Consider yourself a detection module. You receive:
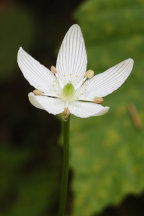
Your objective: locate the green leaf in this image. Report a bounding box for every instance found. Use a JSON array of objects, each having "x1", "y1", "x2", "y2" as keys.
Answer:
[{"x1": 71, "y1": 1, "x2": 144, "y2": 215}]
